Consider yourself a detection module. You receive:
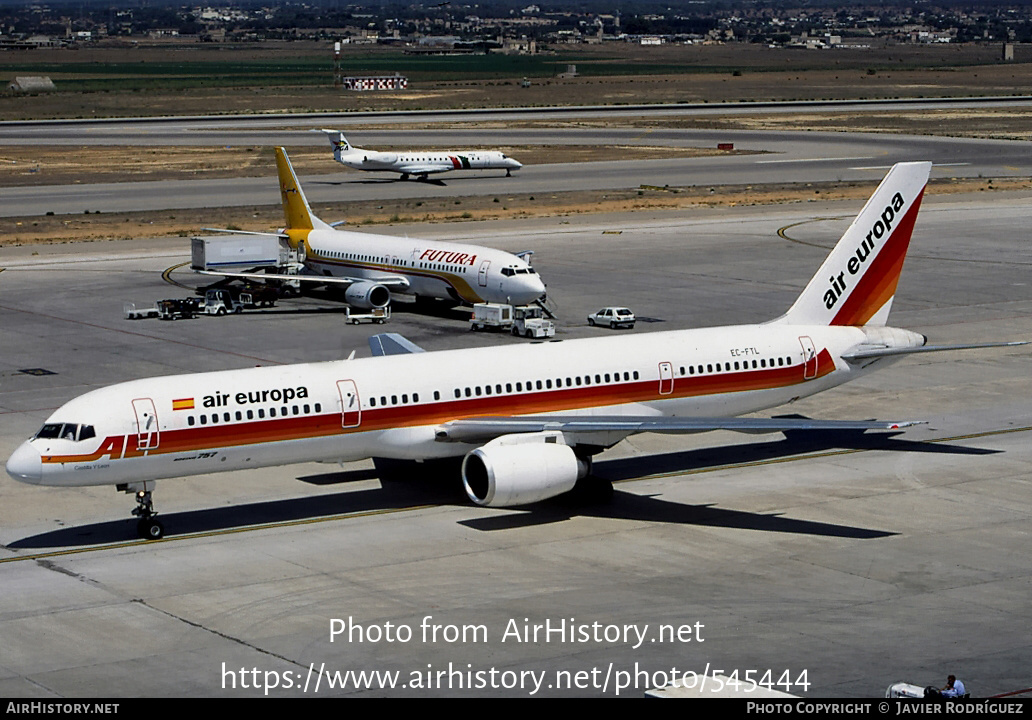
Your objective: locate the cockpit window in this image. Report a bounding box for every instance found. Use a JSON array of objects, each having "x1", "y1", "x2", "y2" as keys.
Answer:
[
  {"x1": 35, "y1": 423, "x2": 63, "y2": 439},
  {"x1": 34, "y1": 423, "x2": 95, "y2": 442},
  {"x1": 501, "y1": 267, "x2": 515, "y2": 277}
]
